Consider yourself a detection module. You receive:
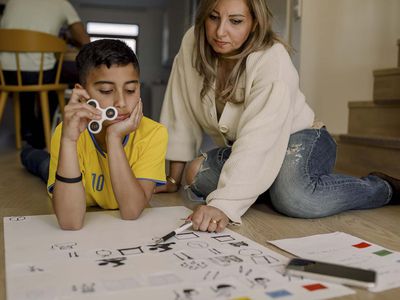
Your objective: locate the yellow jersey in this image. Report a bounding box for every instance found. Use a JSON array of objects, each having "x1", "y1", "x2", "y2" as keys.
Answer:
[{"x1": 47, "y1": 117, "x2": 168, "y2": 209}]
